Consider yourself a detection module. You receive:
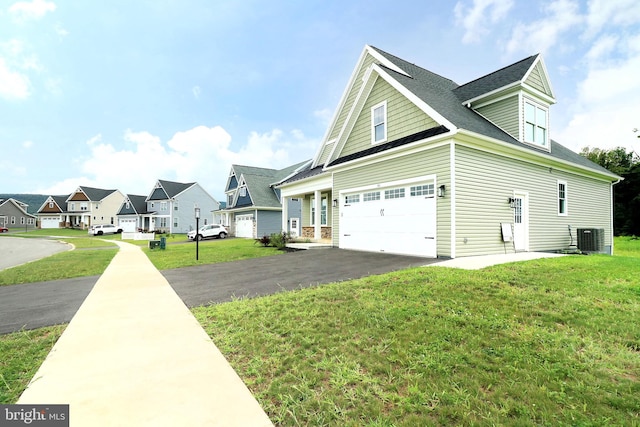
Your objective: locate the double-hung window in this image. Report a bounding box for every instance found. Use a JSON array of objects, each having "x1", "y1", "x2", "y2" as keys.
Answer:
[
  {"x1": 558, "y1": 181, "x2": 567, "y2": 215},
  {"x1": 524, "y1": 100, "x2": 548, "y2": 147},
  {"x1": 311, "y1": 197, "x2": 327, "y2": 226},
  {"x1": 371, "y1": 101, "x2": 387, "y2": 144}
]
